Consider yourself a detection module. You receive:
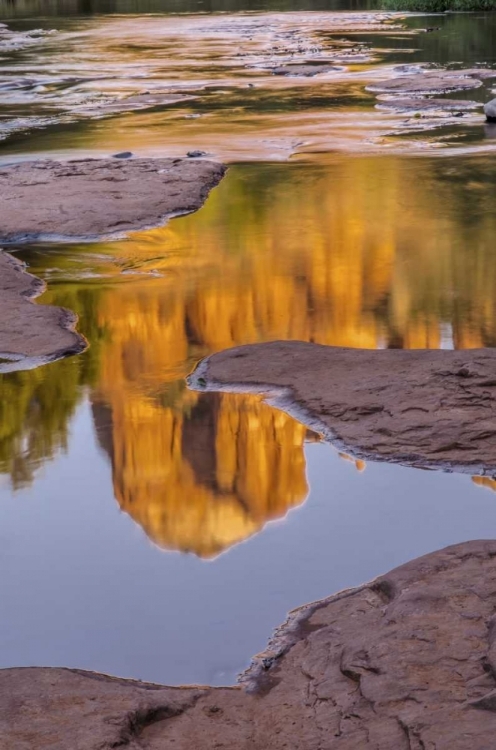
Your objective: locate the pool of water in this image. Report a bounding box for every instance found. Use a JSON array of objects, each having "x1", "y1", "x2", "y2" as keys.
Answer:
[{"x1": 2, "y1": 2, "x2": 496, "y2": 686}]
